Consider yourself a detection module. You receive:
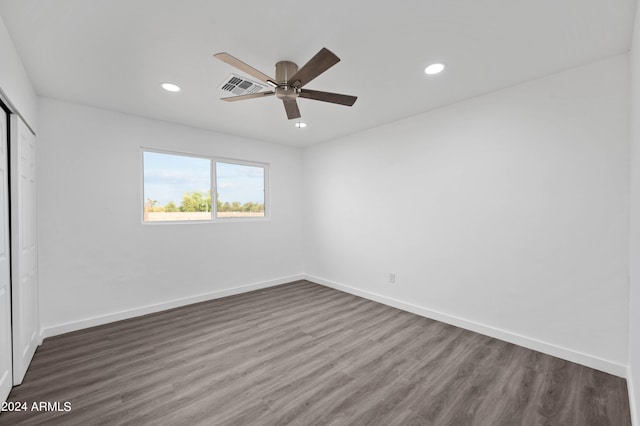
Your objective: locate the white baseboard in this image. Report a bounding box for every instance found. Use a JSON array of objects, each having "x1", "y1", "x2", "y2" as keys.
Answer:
[
  {"x1": 305, "y1": 274, "x2": 628, "y2": 378},
  {"x1": 629, "y1": 366, "x2": 639, "y2": 426},
  {"x1": 40, "y1": 274, "x2": 305, "y2": 339}
]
